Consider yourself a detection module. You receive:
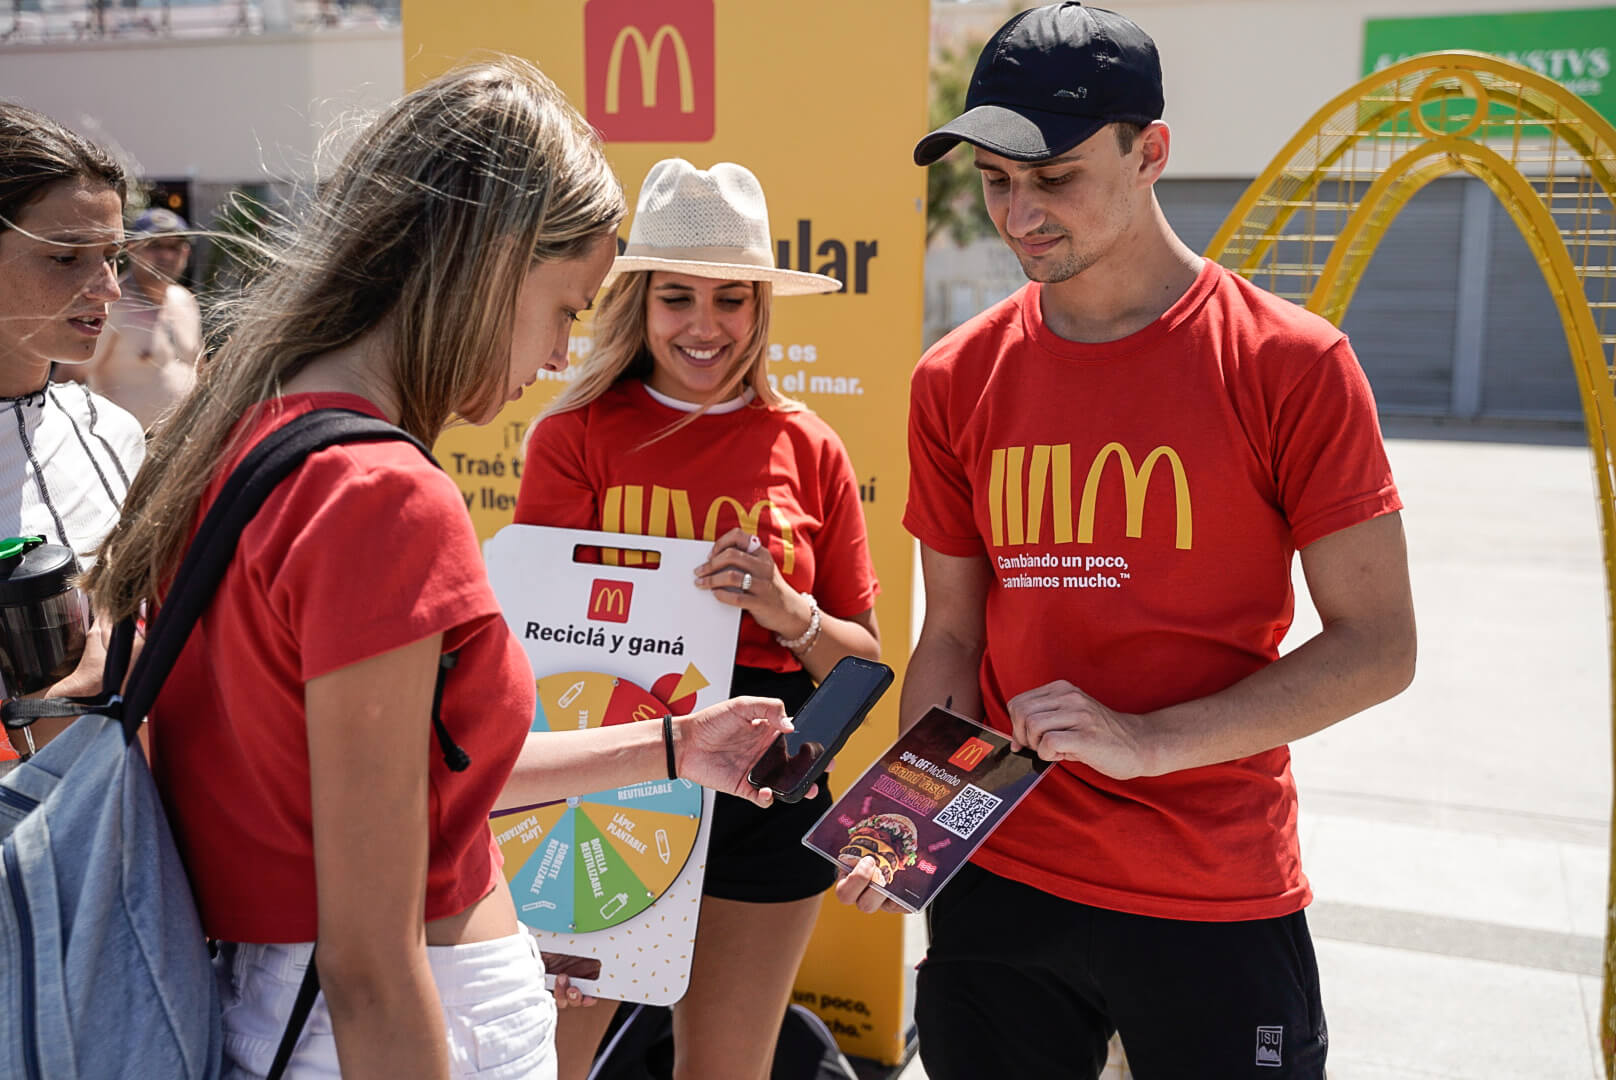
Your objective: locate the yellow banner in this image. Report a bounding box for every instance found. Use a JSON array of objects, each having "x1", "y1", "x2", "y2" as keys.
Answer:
[{"x1": 404, "y1": 0, "x2": 927, "y2": 1063}]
